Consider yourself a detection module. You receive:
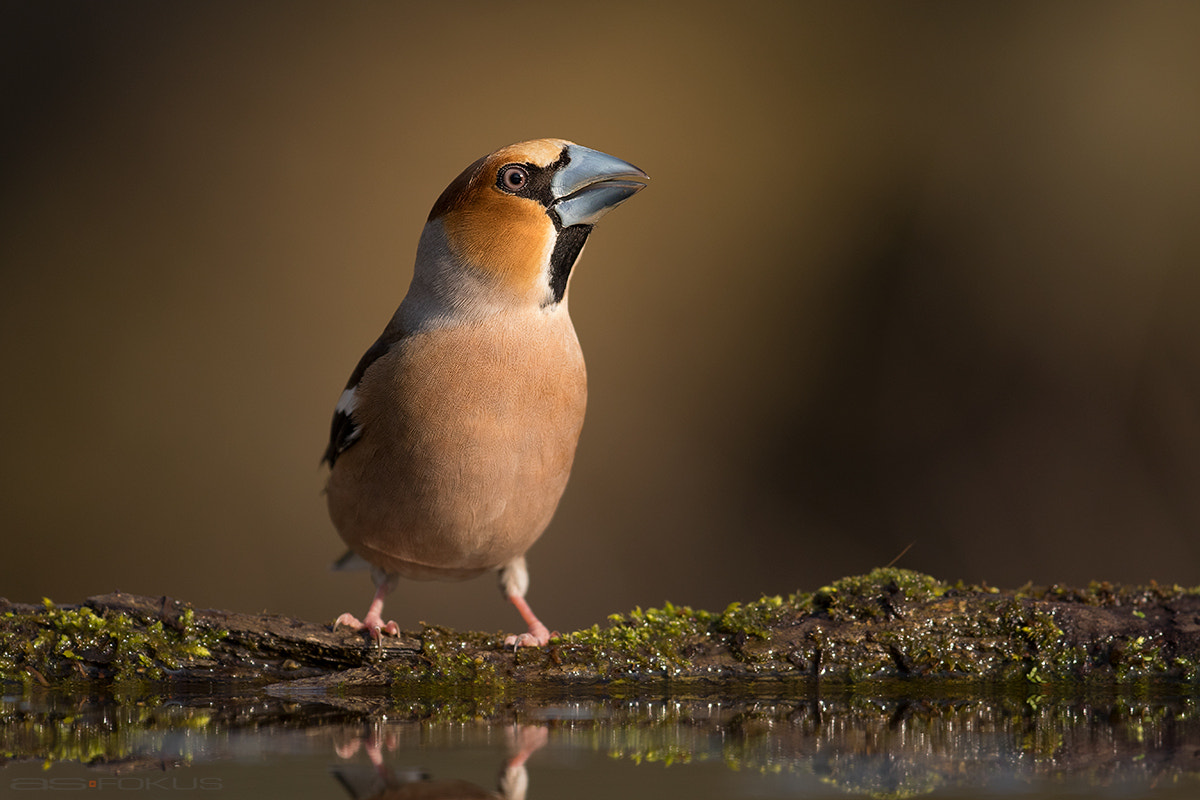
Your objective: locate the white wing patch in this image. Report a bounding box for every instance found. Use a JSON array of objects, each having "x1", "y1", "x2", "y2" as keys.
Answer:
[
  {"x1": 336, "y1": 387, "x2": 358, "y2": 416},
  {"x1": 324, "y1": 387, "x2": 364, "y2": 466}
]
